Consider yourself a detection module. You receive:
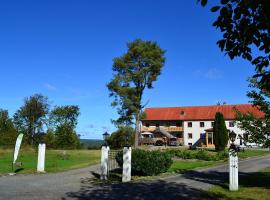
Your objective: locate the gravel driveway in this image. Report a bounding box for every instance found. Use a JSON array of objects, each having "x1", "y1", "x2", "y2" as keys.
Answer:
[{"x1": 0, "y1": 154, "x2": 269, "y2": 200}]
